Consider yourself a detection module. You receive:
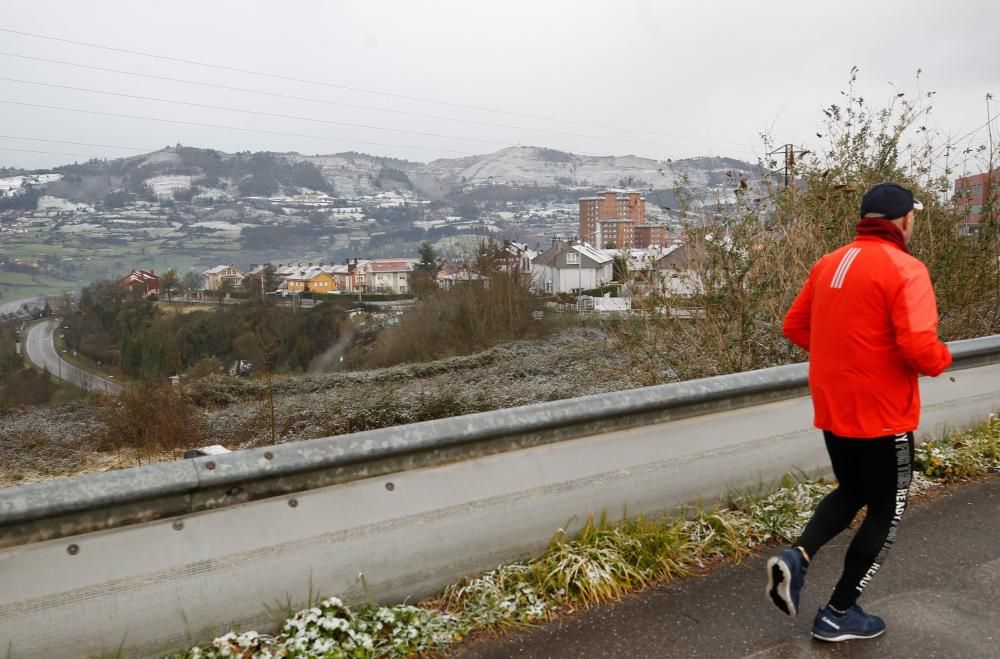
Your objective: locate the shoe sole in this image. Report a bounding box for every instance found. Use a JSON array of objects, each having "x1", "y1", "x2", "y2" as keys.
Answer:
[
  {"x1": 812, "y1": 628, "x2": 886, "y2": 642},
  {"x1": 765, "y1": 556, "x2": 796, "y2": 617}
]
